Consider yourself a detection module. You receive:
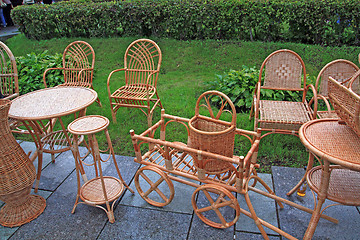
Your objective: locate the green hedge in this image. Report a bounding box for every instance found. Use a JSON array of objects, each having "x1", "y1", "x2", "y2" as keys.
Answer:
[{"x1": 11, "y1": 0, "x2": 360, "y2": 46}]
